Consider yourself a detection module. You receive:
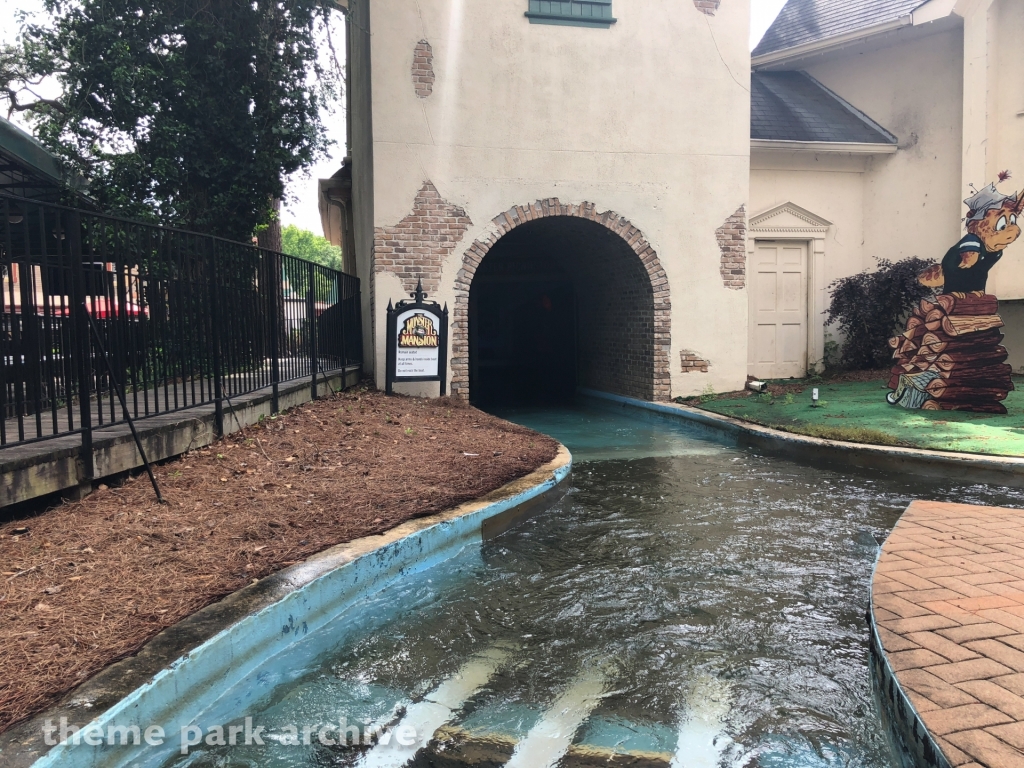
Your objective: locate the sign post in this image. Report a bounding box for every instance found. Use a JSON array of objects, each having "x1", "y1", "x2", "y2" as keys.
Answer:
[{"x1": 385, "y1": 280, "x2": 449, "y2": 395}]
